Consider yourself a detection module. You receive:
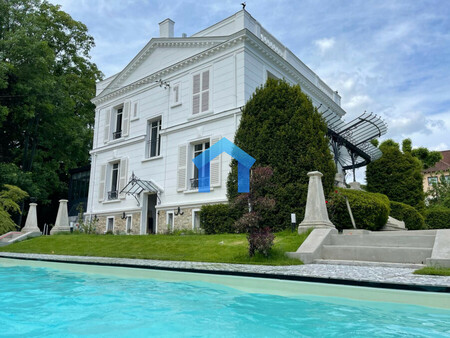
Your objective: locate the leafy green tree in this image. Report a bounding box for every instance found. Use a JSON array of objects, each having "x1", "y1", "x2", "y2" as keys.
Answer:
[
  {"x1": 0, "y1": 0, "x2": 102, "y2": 222},
  {"x1": 227, "y1": 79, "x2": 335, "y2": 230},
  {"x1": 366, "y1": 140, "x2": 425, "y2": 212},
  {"x1": 0, "y1": 185, "x2": 28, "y2": 235},
  {"x1": 402, "y1": 138, "x2": 442, "y2": 169}
]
